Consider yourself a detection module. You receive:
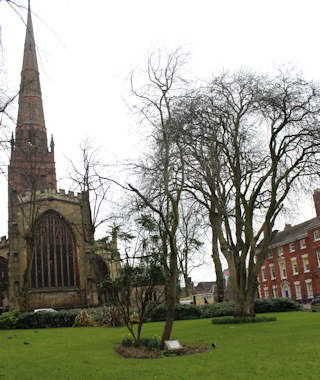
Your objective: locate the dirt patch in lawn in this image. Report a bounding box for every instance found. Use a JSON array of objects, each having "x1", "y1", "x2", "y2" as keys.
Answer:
[{"x1": 115, "y1": 344, "x2": 209, "y2": 359}]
